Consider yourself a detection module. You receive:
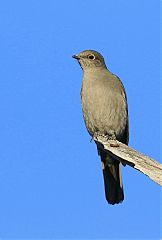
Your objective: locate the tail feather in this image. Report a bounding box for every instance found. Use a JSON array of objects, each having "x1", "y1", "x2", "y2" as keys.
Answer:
[
  {"x1": 99, "y1": 149, "x2": 124, "y2": 204},
  {"x1": 102, "y1": 161, "x2": 124, "y2": 204}
]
